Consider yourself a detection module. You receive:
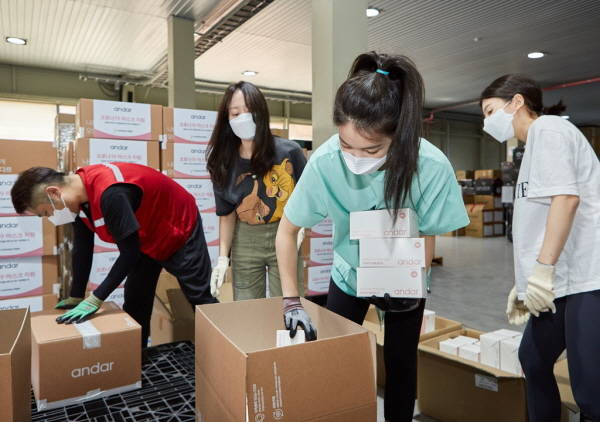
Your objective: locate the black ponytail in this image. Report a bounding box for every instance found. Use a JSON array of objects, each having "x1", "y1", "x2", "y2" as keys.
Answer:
[
  {"x1": 480, "y1": 74, "x2": 567, "y2": 116},
  {"x1": 333, "y1": 51, "x2": 424, "y2": 214}
]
